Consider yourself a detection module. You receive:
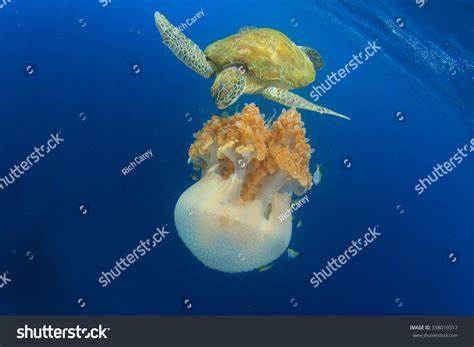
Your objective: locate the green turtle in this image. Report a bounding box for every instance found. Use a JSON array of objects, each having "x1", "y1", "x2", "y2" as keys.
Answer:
[{"x1": 154, "y1": 11, "x2": 349, "y2": 120}]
